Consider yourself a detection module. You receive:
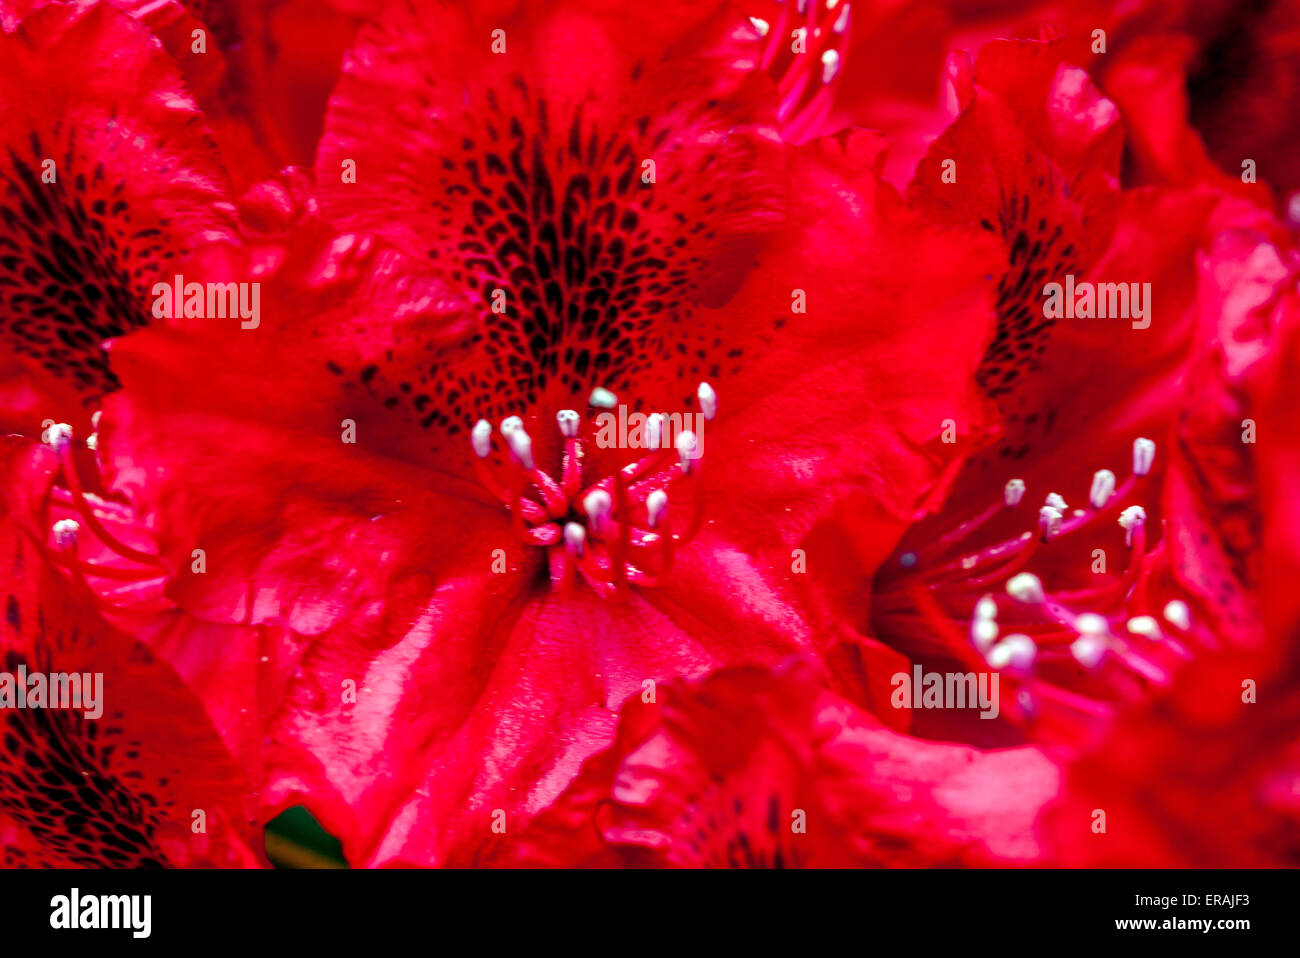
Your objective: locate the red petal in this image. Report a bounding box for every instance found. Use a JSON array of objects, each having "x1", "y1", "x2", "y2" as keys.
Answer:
[{"x1": 0, "y1": 0, "x2": 235, "y2": 433}]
